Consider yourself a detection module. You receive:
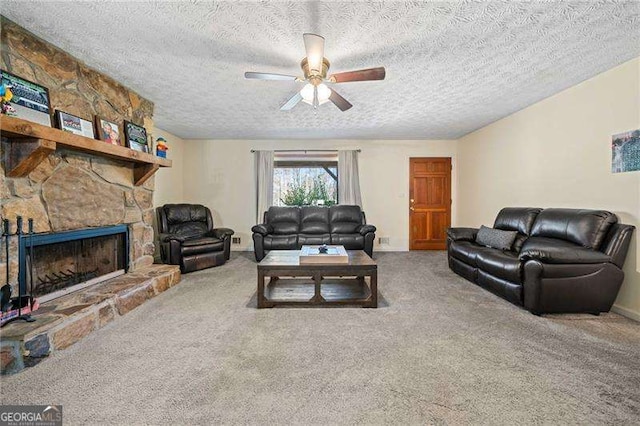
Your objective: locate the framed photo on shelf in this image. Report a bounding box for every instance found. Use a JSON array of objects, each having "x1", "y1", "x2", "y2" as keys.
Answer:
[
  {"x1": 1, "y1": 69, "x2": 52, "y2": 127},
  {"x1": 124, "y1": 120, "x2": 149, "y2": 153},
  {"x1": 95, "y1": 116, "x2": 122, "y2": 146},
  {"x1": 54, "y1": 110, "x2": 95, "y2": 138}
]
